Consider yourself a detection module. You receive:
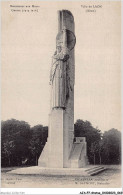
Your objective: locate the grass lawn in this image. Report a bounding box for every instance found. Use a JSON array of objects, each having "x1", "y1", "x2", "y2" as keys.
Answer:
[{"x1": 1, "y1": 165, "x2": 121, "y2": 188}]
